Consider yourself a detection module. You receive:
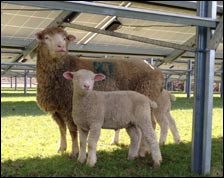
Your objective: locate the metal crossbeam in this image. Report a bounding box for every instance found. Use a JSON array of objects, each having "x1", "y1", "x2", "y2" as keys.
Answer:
[
  {"x1": 147, "y1": 1, "x2": 223, "y2": 14},
  {"x1": 157, "y1": 36, "x2": 196, "y2": 67},
  {"x1": 208, "y1": 16, "x2": 223, "y2": 50},
  {"x1": 3, "y1": 1, "x2": 218, "y2": 28},
  {"x1": 62, "y1": 22, "x2": 196, "y2": 51}
]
